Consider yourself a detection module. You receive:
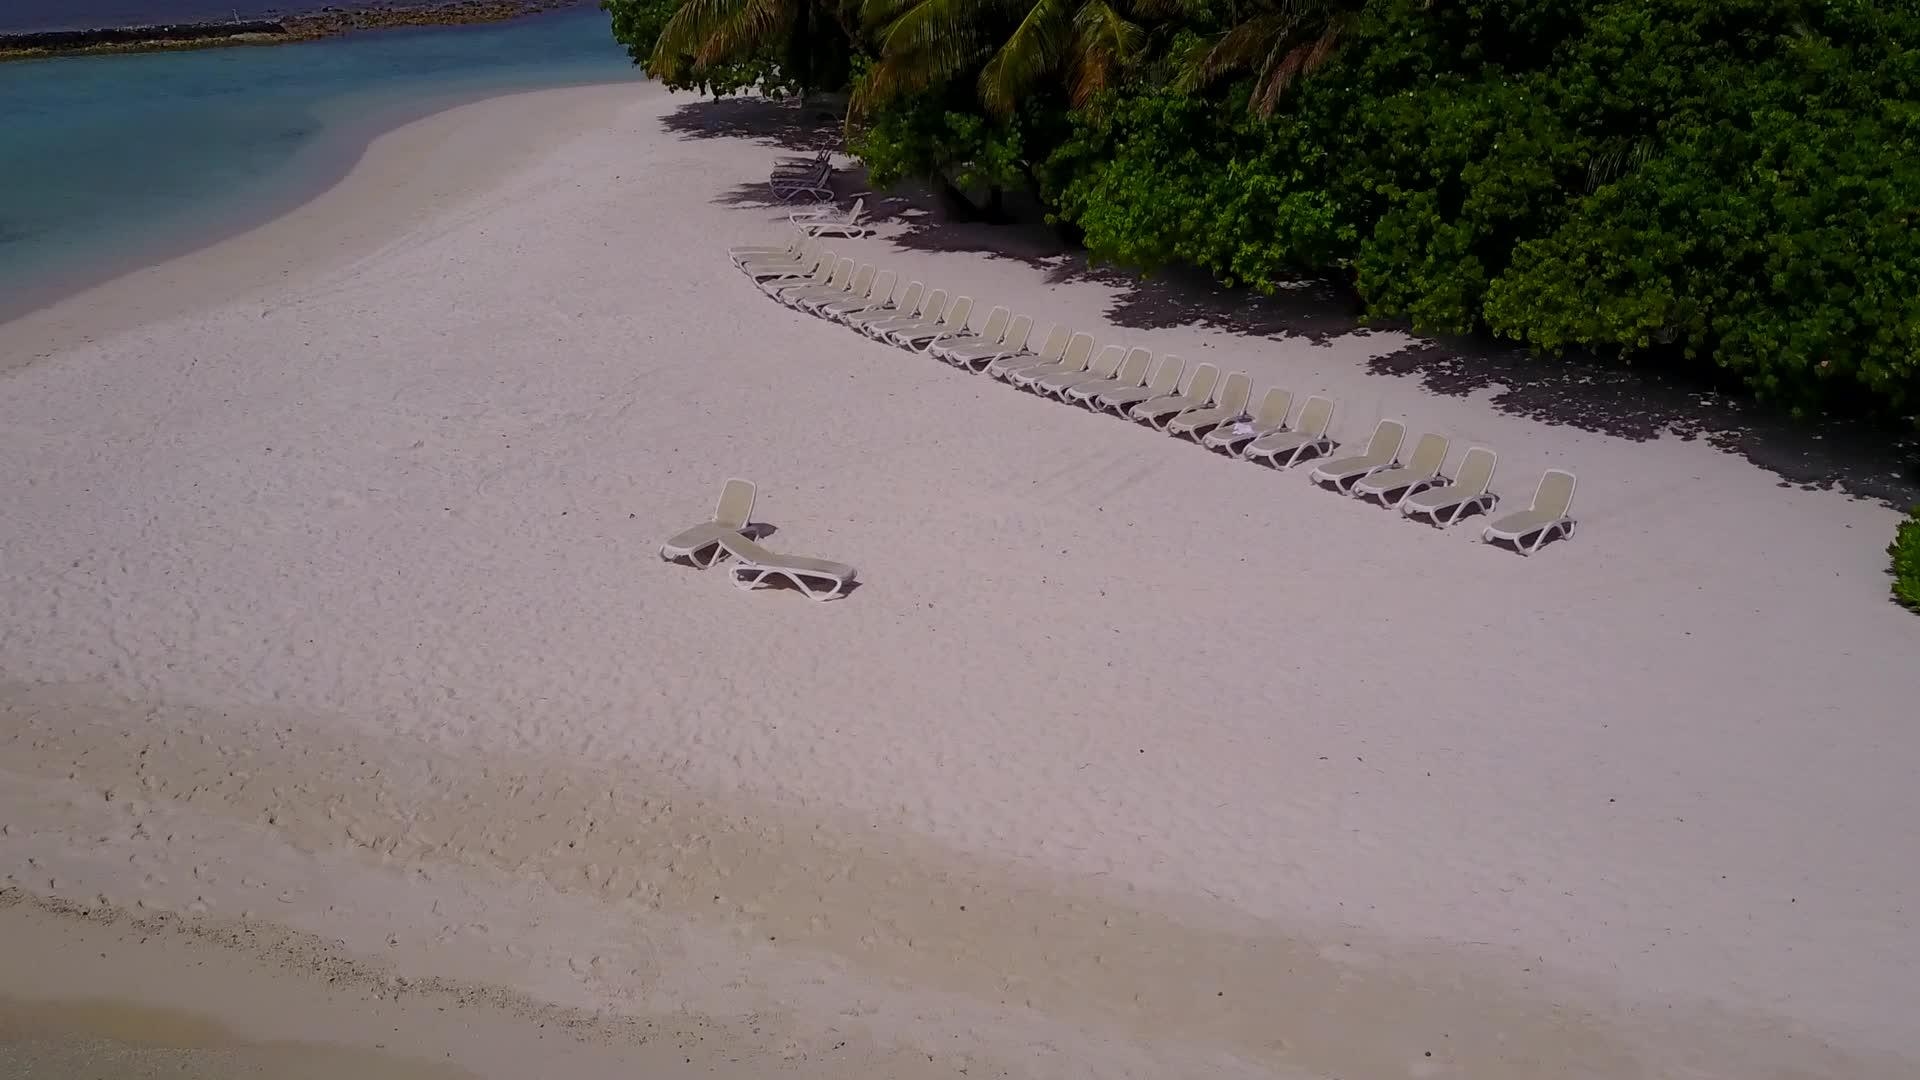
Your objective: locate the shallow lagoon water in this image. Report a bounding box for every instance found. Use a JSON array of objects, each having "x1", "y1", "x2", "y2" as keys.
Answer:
[{"x1": 0, "y1": 7, "x2": 634, "y2": 322}]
